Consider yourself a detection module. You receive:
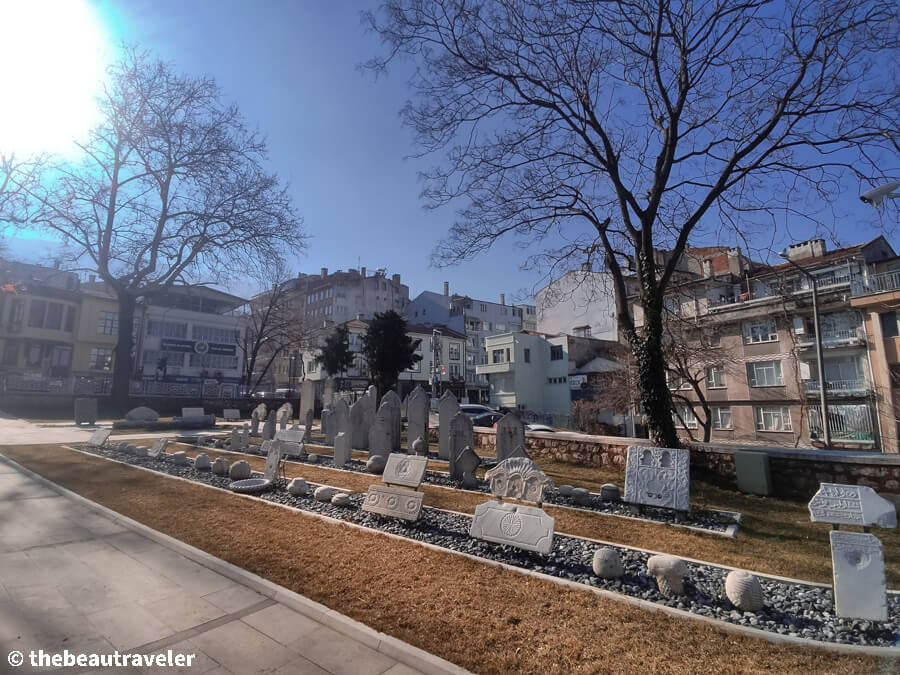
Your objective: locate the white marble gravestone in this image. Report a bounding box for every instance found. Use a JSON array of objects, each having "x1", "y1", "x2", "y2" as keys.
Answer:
[
  {"x1": 830, "y1": 530, "x2": 888, "y2": 621},
  {"x1": 333, "y1": 431, "x2": 352, "y2": 468},
  {"x1": 485, "y1": 457, "x2": 554, "y2": 503},
  {"x1": 321, "y1": 408, "x2": 333, "y2": 444},
  {"x1": 323, "y1": 376, "x2": 335, "y2": 409},
  {"x1": 438, "y1": 391, "x2": 460, "y2": 460},
  {"x1": 382, "y1": 453, "x2": 428, "y2": 489},
  {"x1": 299, "y1": 379, "x2": 316, "y2": 422},
  {"x1": 469, "y1": 502, "x2": 555, "y2": 554},
  {"x1": 230, "y1": 428, "x2": 240, "y2": 449},
  {"x1": 368, "y1": 415, "x2": 392, "y2": 459},
  {"x1": 350, "y1": 398, "x2": 369, "y2": 450},
  {"x1": 148, "y1": 437, "x2": 169, "y2": 458},
  {"x1": 381, "y1": 391, "x2": 402, "y2": 452},
  {"x1": 362, "y1": 484, "x2": 424, "y2": 521},
  {"x1": 330, "y1": 398, "x2": 350, "y2": 445},
  {"x1": 406, "y1": 386, "x2": 429, "y2": 453},
  {"x1": 86, "y1": 428, "x2": 111, "y2": 447},
  {"x1": 448, "y1": 412, "x2": 474, "y2": 481},
  {"x1": 496, "y1": 413, "x2": 525, "y2": 463},
  {"x1": 263, "y1": 442, "x2": 283, "y2": 481},
  {"x1": 182, "y1": 407, "x2": 204, "y2": 418},
  {"x1": 262, "y1": 412, "x2": 276, "y2": 441},
  {"x1": 223, "y1": 408, "x2": 240, "y2": 422},
  {"x1": 624, "y1": 445, "x2": 690, "y2": 511},
  {"x1": 275, "y1": 429, "x2": 306, "y2": 444},
  {"x1": 809, "y1": 483, "x2": 897, "y2": 529}
]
